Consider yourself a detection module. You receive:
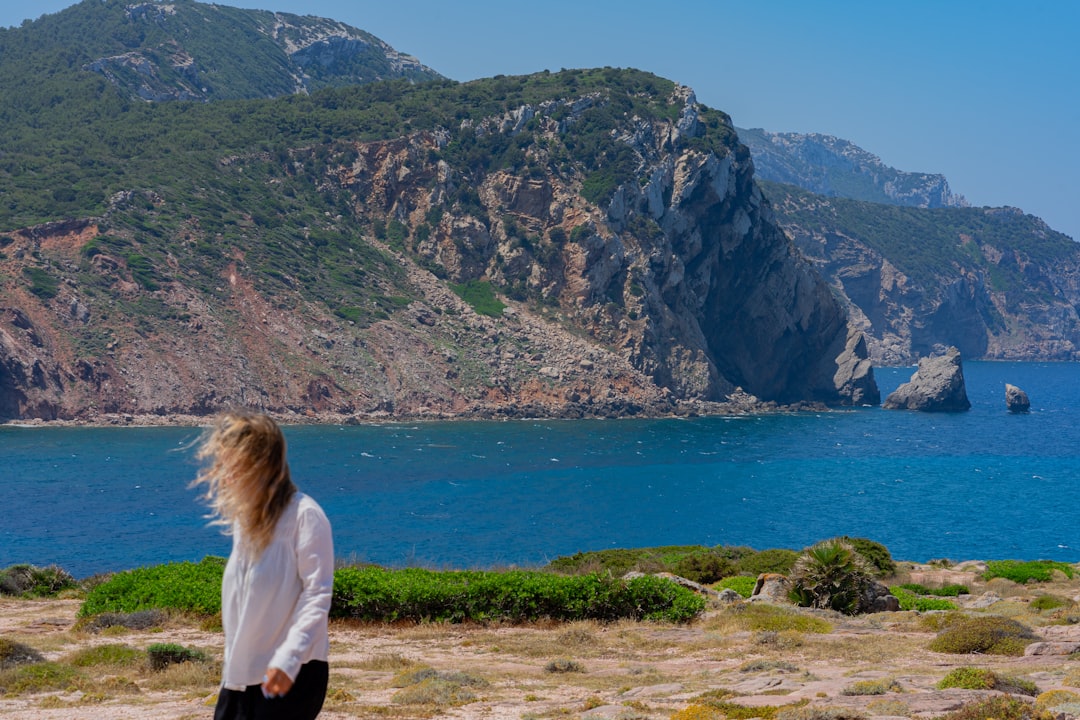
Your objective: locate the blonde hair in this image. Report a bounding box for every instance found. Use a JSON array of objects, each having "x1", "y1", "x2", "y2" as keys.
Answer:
[{"x1": 192, "y1": 412, "x2": 296, "y2": 558}]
